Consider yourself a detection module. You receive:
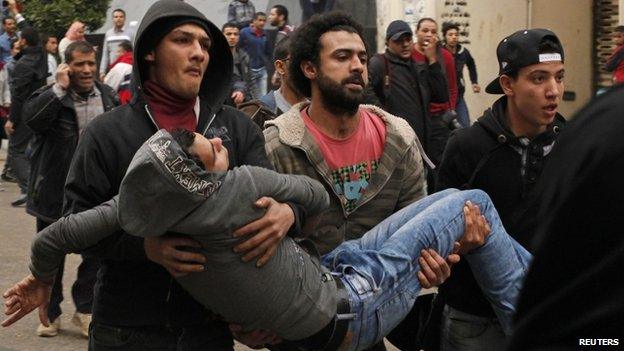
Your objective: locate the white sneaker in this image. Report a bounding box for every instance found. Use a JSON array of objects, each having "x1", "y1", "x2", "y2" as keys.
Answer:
[
  {"x1": 71, "y1": 312, "x2": 91, "y2": 338},
  {"x1": 36, "y1": 318, "x2": 60, "y2": 337}
]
